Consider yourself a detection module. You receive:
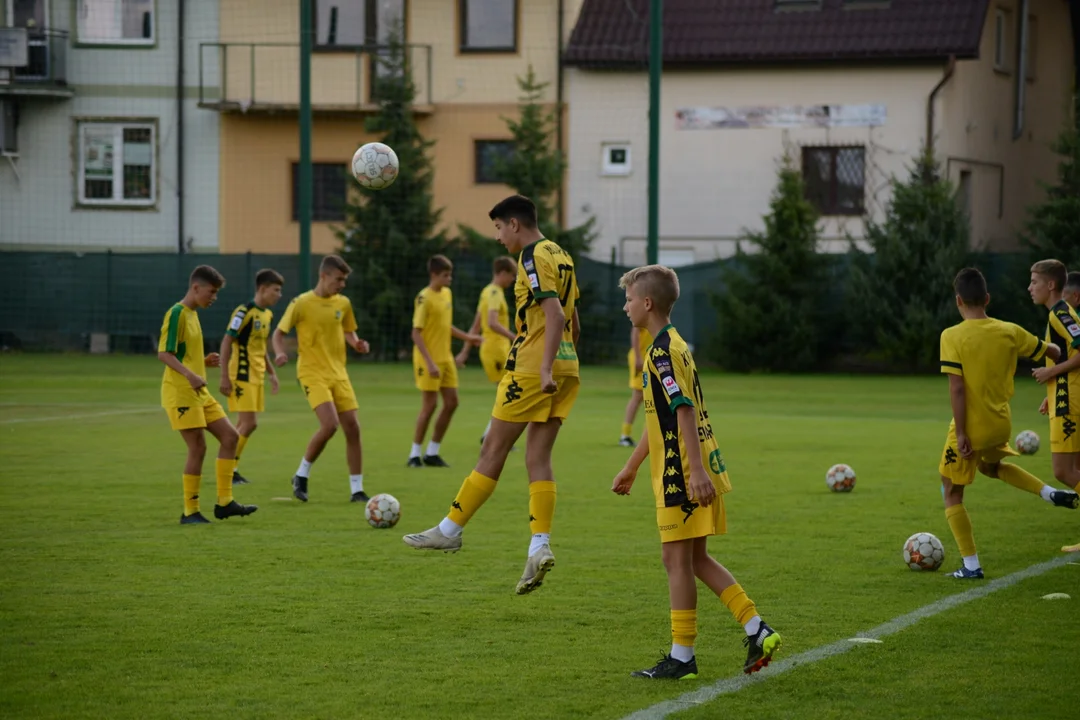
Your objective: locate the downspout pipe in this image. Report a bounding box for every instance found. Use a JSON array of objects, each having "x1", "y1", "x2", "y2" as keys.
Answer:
[
  {"x1": 926, "y1": 54, "x2": 956, "y2": 161},
  {"x1": 177, "y1": 0, "x2": 186, "y2": 253},
  {"x1": 556, "y1": 0, "x2": 566, "y2": 227}
]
